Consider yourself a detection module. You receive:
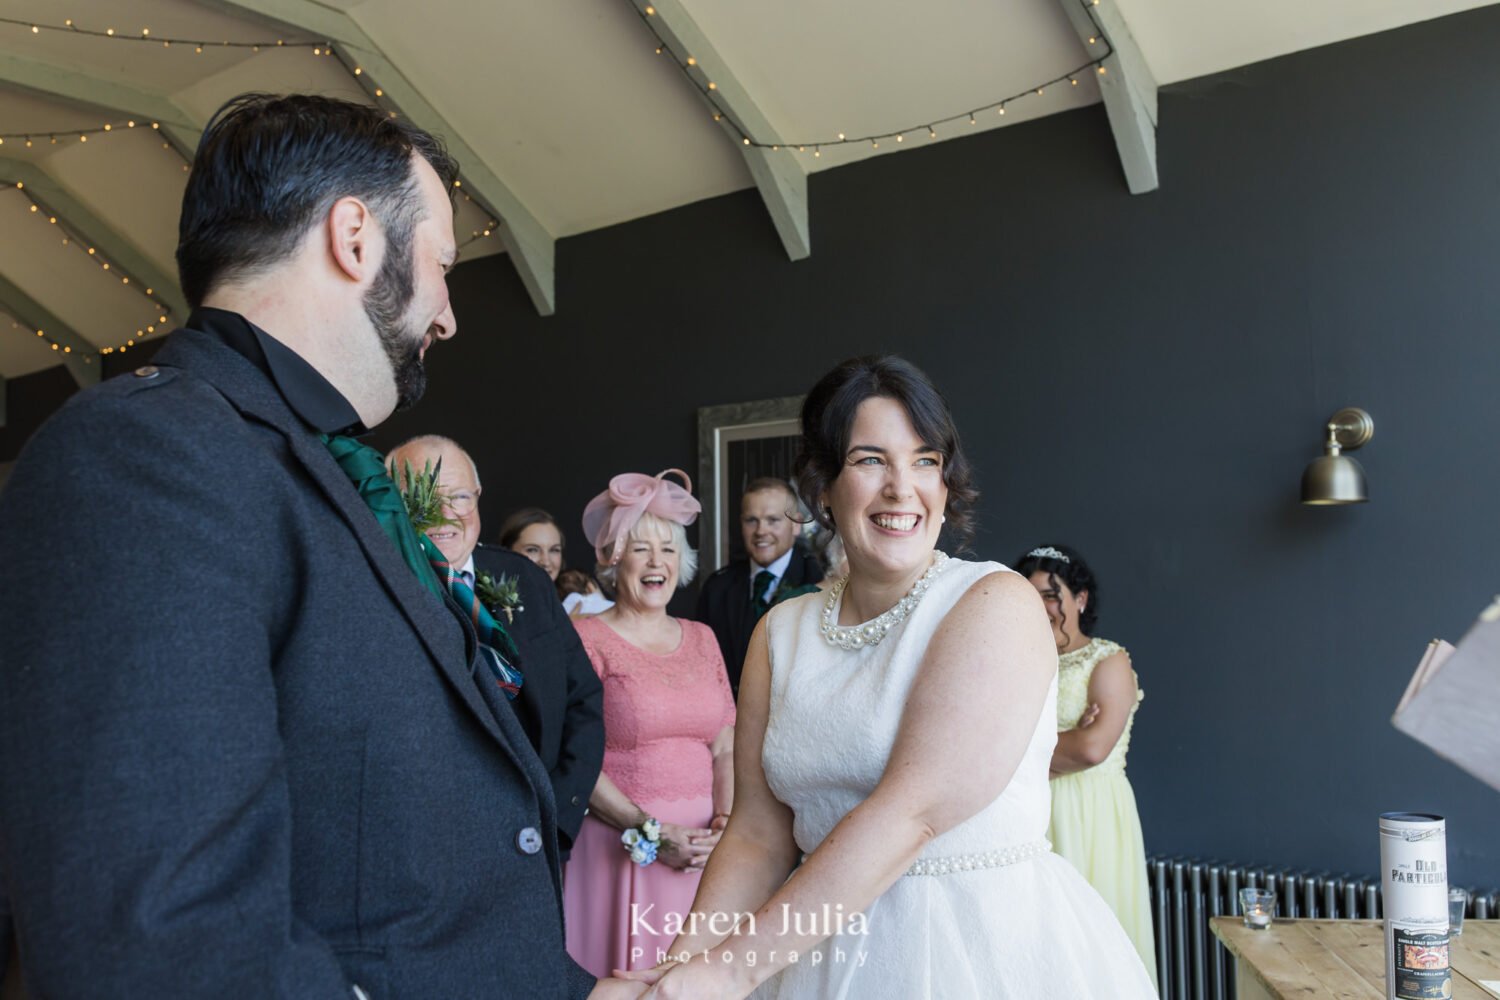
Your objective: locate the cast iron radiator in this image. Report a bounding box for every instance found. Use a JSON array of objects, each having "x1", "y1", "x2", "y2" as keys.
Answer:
[{"x1": 1146, "y1": 856, "x2": 1499, "y2": 1000}]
